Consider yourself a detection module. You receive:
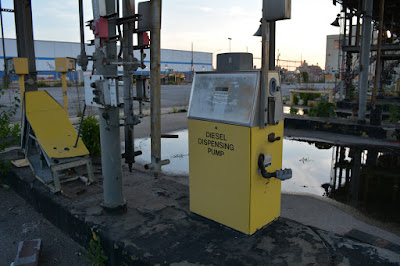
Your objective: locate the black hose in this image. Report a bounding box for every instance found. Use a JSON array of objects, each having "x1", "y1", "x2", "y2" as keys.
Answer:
[{"x1": 258, "y1": 154, "x2": 275, "y2": 179}]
